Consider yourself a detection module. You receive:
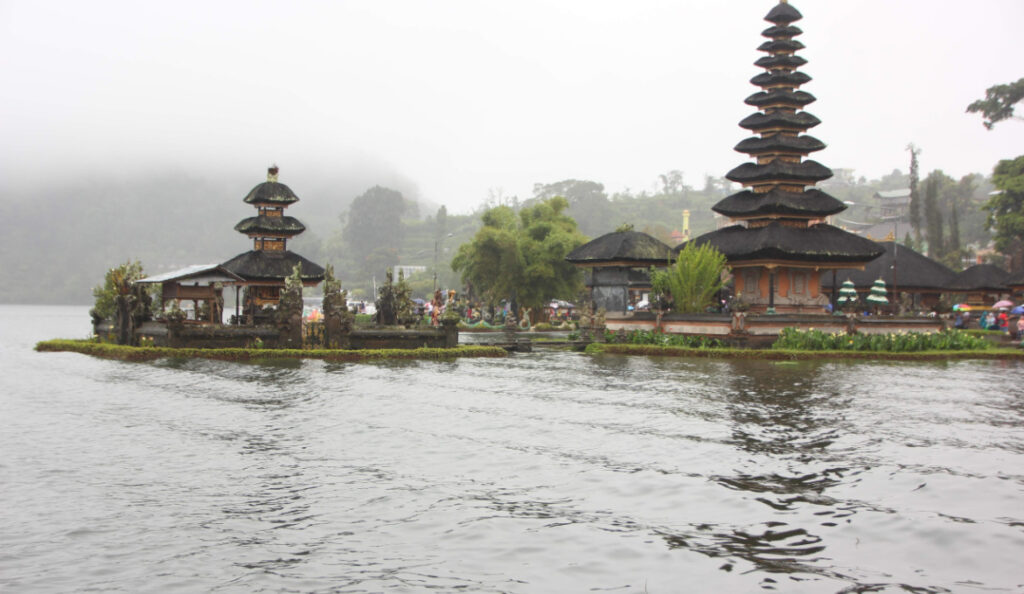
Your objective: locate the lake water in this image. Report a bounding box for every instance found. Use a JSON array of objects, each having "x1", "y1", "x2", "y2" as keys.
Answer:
[{"x1": 2, "y1": 305, "x2": 1023, "y2": 593}]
